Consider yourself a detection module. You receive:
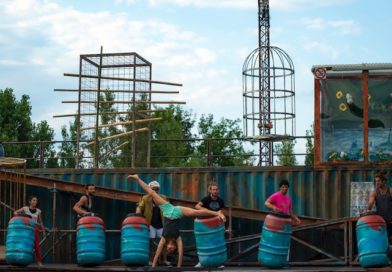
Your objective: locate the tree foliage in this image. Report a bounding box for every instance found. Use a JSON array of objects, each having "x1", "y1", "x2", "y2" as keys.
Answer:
[
  {"x1": 0, "y1": 88, "x2": 55, "y2": 167},
  {"x1": 1, "y1": 88, "x2": 255, "y2": 168},
  {"x1": 151, "y1": 105, "x2": 196, "y2": 167},
  {"x1": 194, "y1": 114, "x2": 254, "y2": 166},
  {"x1": 59, "y1": 118, "x2": 78, "y2": 168},
  {"x1": 275, "y1": 140, "x2": 297, "y2": 166},
  {"x1": 305, "y1": 125, "x2": 314, "y2": 167}
]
